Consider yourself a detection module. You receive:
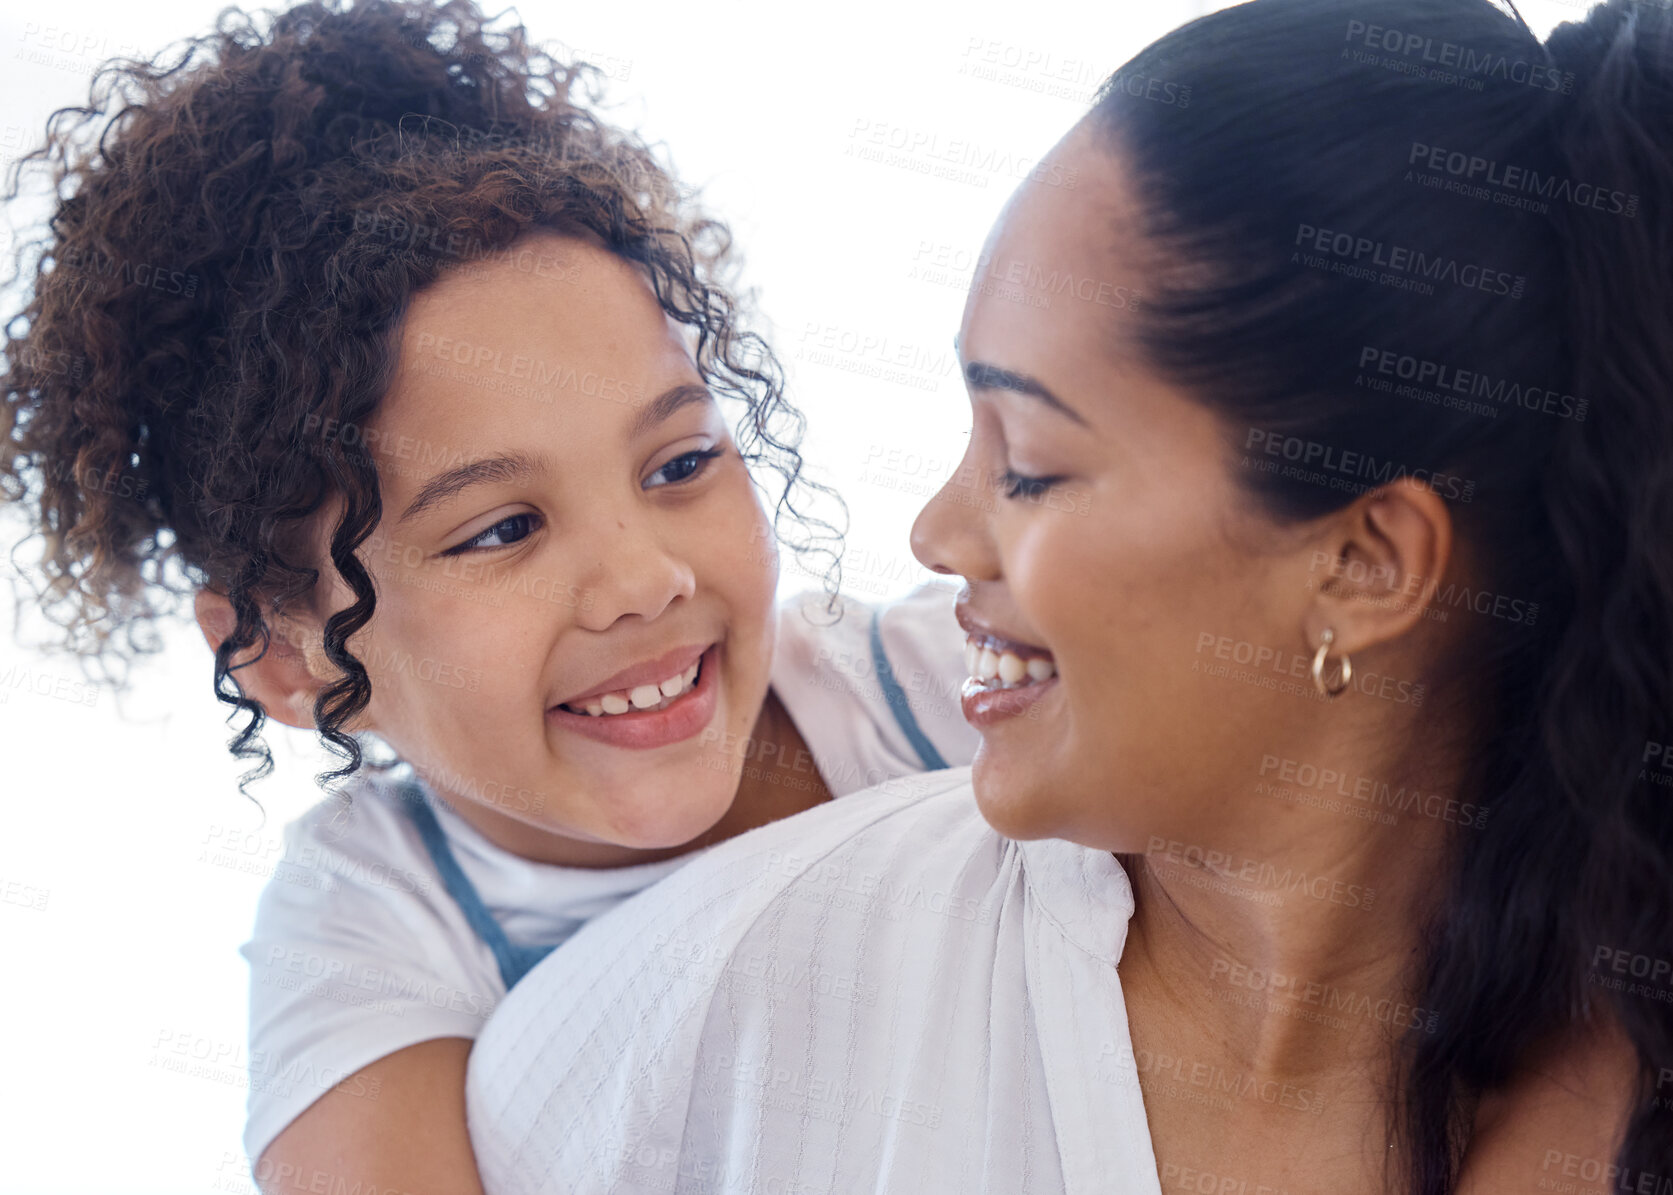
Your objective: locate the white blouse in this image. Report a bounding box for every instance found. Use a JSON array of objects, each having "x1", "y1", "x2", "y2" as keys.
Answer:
[{"x1": 465, "y1": 765, "x2": 1162, "y2": 1195}]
